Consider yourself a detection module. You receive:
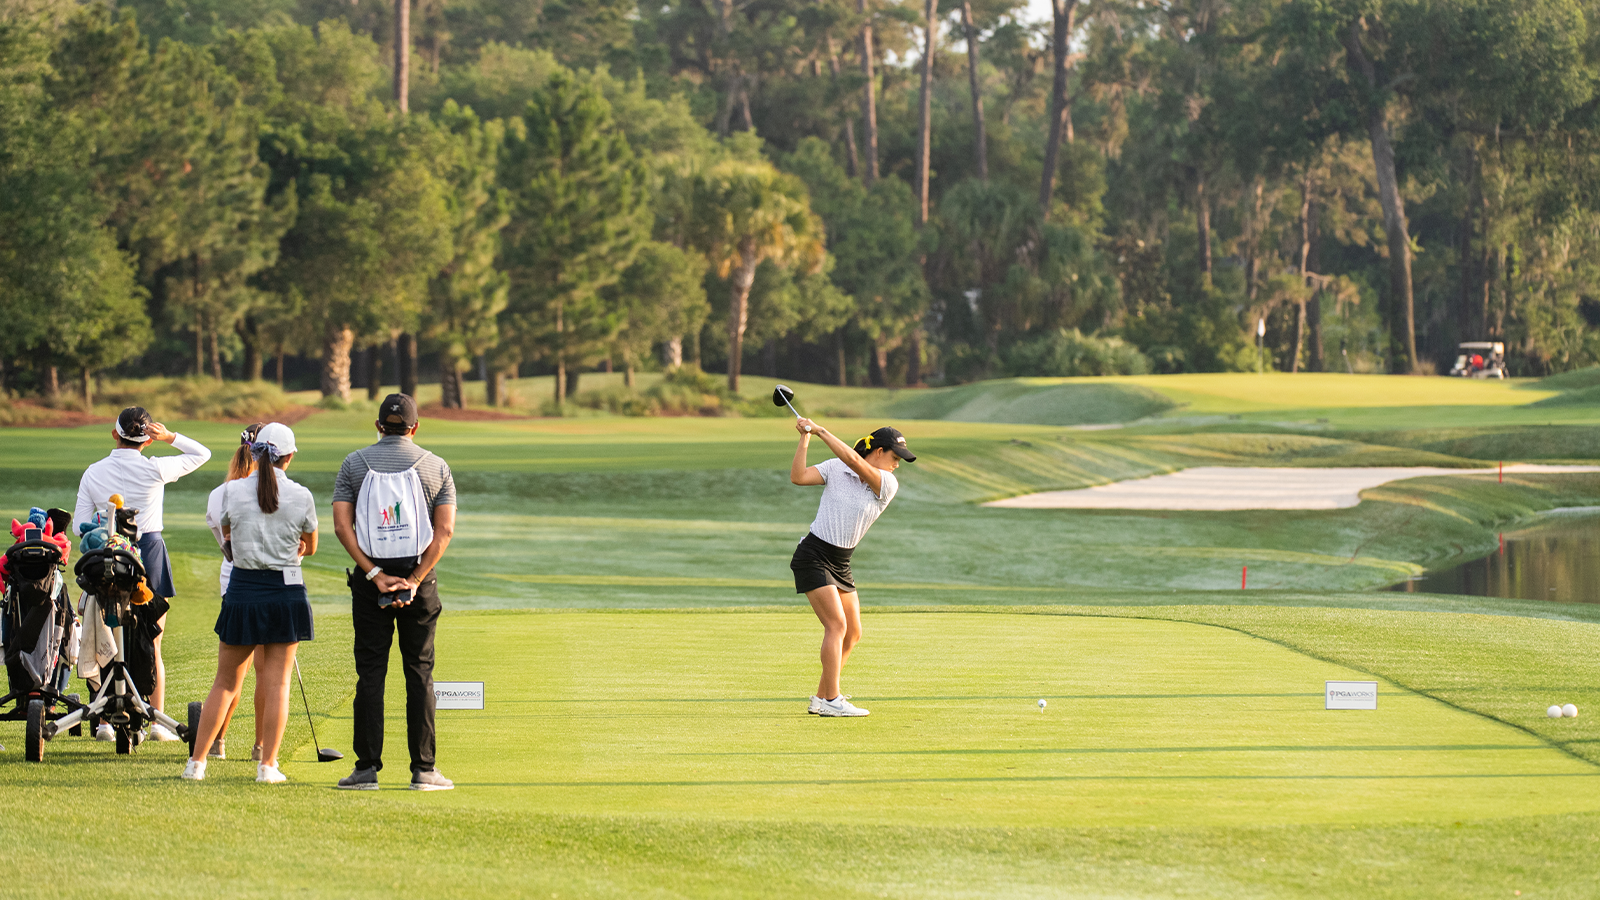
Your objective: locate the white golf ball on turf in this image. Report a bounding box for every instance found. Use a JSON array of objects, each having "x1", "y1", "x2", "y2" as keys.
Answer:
[
  {"x1": 1548, "y1": 705, "x2": 1563, "y2": 718},
  {"x1": 1563, "y1": 704, "x2": 1579, "y2": 718},
  {"x1": 1038, "y1": 699, "x2": 1047, "y2": 711}
]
